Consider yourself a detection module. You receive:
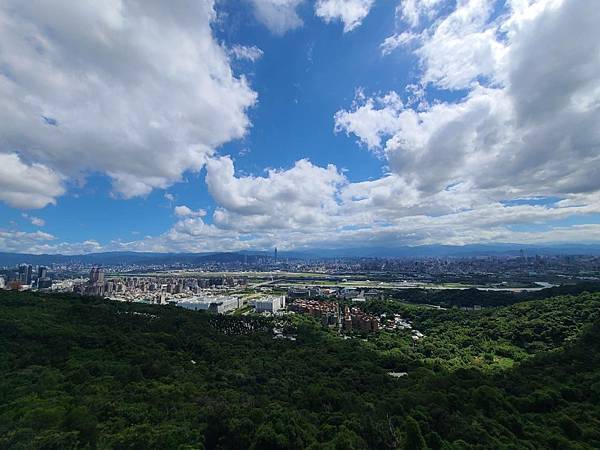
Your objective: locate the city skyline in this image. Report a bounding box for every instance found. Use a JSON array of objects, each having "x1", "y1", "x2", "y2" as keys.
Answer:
[{"x1": 1, "y1": 0, "x2": 599, "y2": 255}]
